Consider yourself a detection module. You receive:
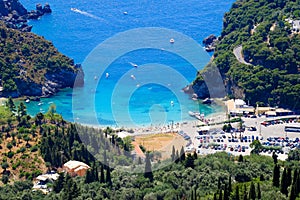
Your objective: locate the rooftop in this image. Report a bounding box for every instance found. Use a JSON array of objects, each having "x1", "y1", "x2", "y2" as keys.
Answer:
[
  {"x1": 63, "y1": 160, "x2": 90, "y2": 170},
  {"x1": 36, "y1": 173, "x2": 59, "y2": 181}
]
